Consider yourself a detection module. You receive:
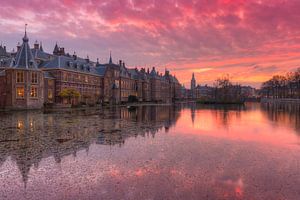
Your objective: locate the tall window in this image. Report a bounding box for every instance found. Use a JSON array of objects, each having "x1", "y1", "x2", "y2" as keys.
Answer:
[
  {"x1": 30, "y1": 87, "x2": 38, "y2": 98},
  {"x1": 48, "y1": 80, "x2": 54, "y2": 86},
  {"x1": 31, "y1": 72, "x2": 38, "y2": 84},
  {"x1": 16, "y1": 87, "x2": 25, "y2": 98},
  {"x1": 63, "y1": 73, "x2": 67, "y2": 81},
  {"x1": 48, "y1": 90, "x2": 53, "y2": 100},
  {"x1": 16, "y1": 71, "x2": 24, "y2": 83}
]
